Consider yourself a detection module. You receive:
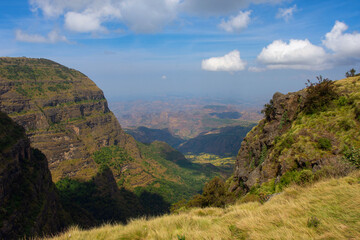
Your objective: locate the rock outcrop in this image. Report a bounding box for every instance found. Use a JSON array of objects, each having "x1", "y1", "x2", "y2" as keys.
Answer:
[
  {"x1": 233, "y1": 76, "x2": 360, "y2": 191},
  {"x1": 0, "y1": 112, "x2": 69, "y2": 239}
]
